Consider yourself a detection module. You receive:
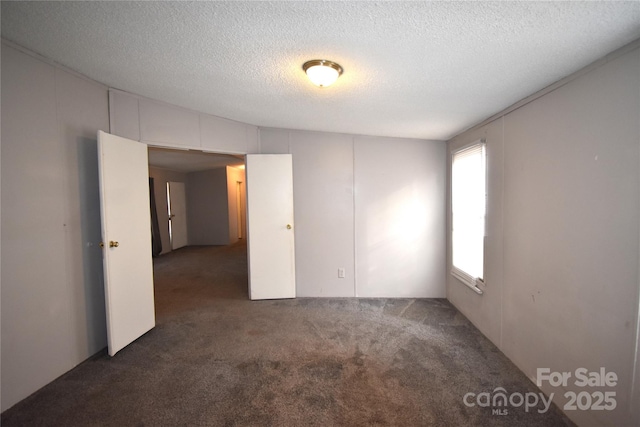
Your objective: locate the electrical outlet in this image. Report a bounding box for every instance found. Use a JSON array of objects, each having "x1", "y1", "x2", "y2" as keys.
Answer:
[{"x1": 338, "y1": 268, "x2": 345, "y2": 278}]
